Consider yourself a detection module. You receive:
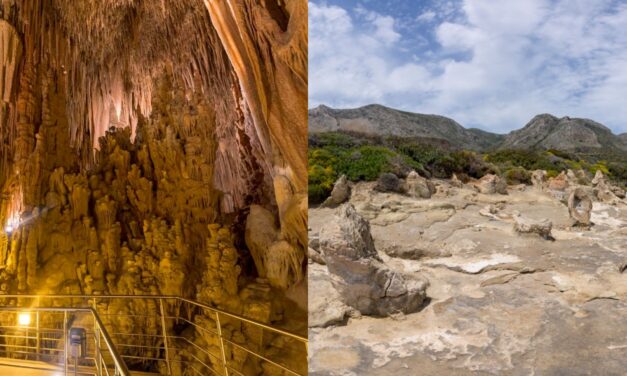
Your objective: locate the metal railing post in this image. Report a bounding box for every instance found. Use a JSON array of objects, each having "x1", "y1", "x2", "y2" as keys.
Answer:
[
  {"x1": 0, "y1": 294, "x2": 308, "y2": 375},
  {"x1": 159, "y1": 298, "x2": 172, "y2": 375},
  {"x1": 64, "y1": 311, "x2": 68, "y2": 375},
  {"x1": 94, "y1": 297, "x2": 101, "y2": 376},
  {"x1": 36, "y1": 310, "x2": 40, "y2": 361},
  {"x1": 215, "y1": 312, "x2": 229, "y2": 376}
]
